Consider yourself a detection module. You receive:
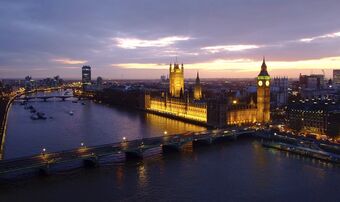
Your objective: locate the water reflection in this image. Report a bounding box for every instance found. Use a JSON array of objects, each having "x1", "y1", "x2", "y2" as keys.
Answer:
[
  {"x1": 144, "y1": 113, "x2": 204, "y2": 134},
  {"x1": 137, "y1": 163, "x2": 148, "y2": 188},
  {"x1": 115, "y1": 166, "x2": 125, "y2": 187}
]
